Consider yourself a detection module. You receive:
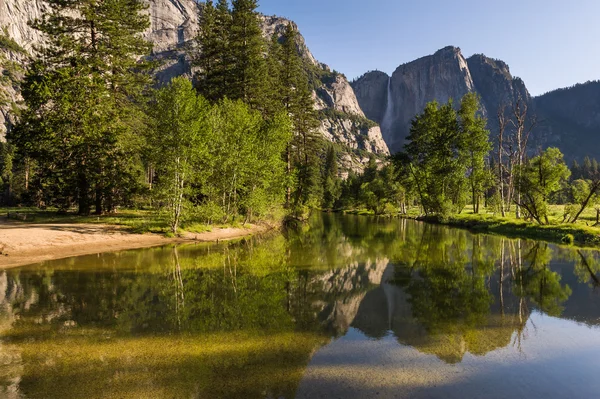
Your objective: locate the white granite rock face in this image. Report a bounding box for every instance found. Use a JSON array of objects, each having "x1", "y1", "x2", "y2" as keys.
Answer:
[
  {"x1": 0, "y1": 0, "x2": 47, "y2": 52},
  {"x1": 145, "y1": 0, "x2": 200, "y2": 52}
]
